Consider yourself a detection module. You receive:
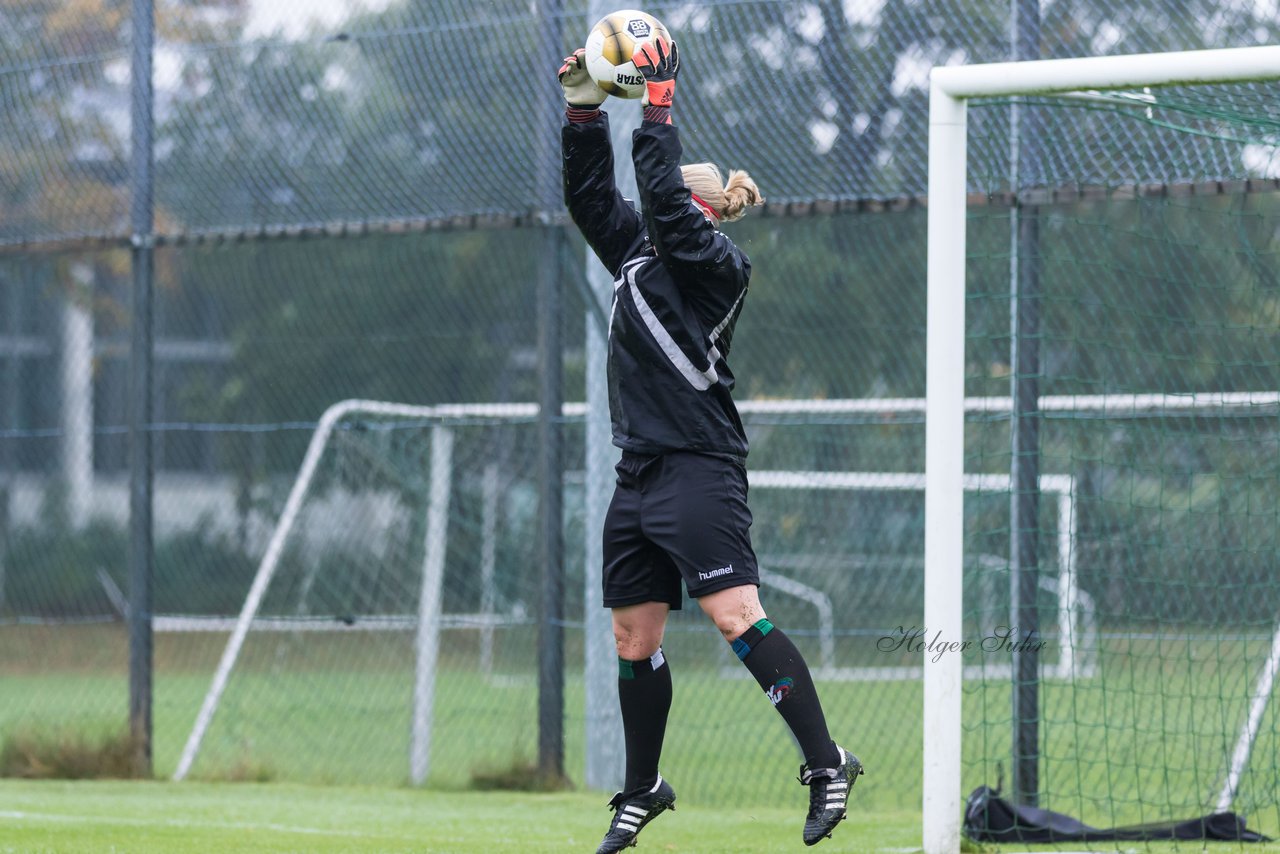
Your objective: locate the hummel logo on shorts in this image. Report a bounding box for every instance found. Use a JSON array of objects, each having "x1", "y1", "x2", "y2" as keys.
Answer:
[{"x1": 697, "y1": 564, "x2": 734, "y2": 581}]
